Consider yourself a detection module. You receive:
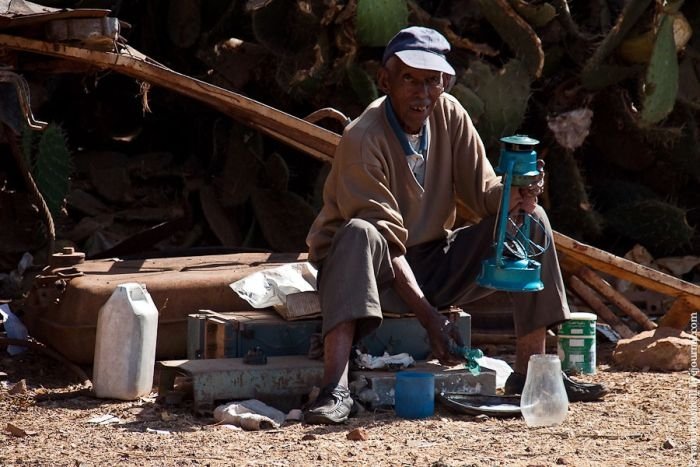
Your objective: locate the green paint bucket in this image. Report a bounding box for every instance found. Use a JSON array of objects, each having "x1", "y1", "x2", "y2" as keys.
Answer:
[{"x1": 557, "y1": 312, "x2": 597, "y2": 375}]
